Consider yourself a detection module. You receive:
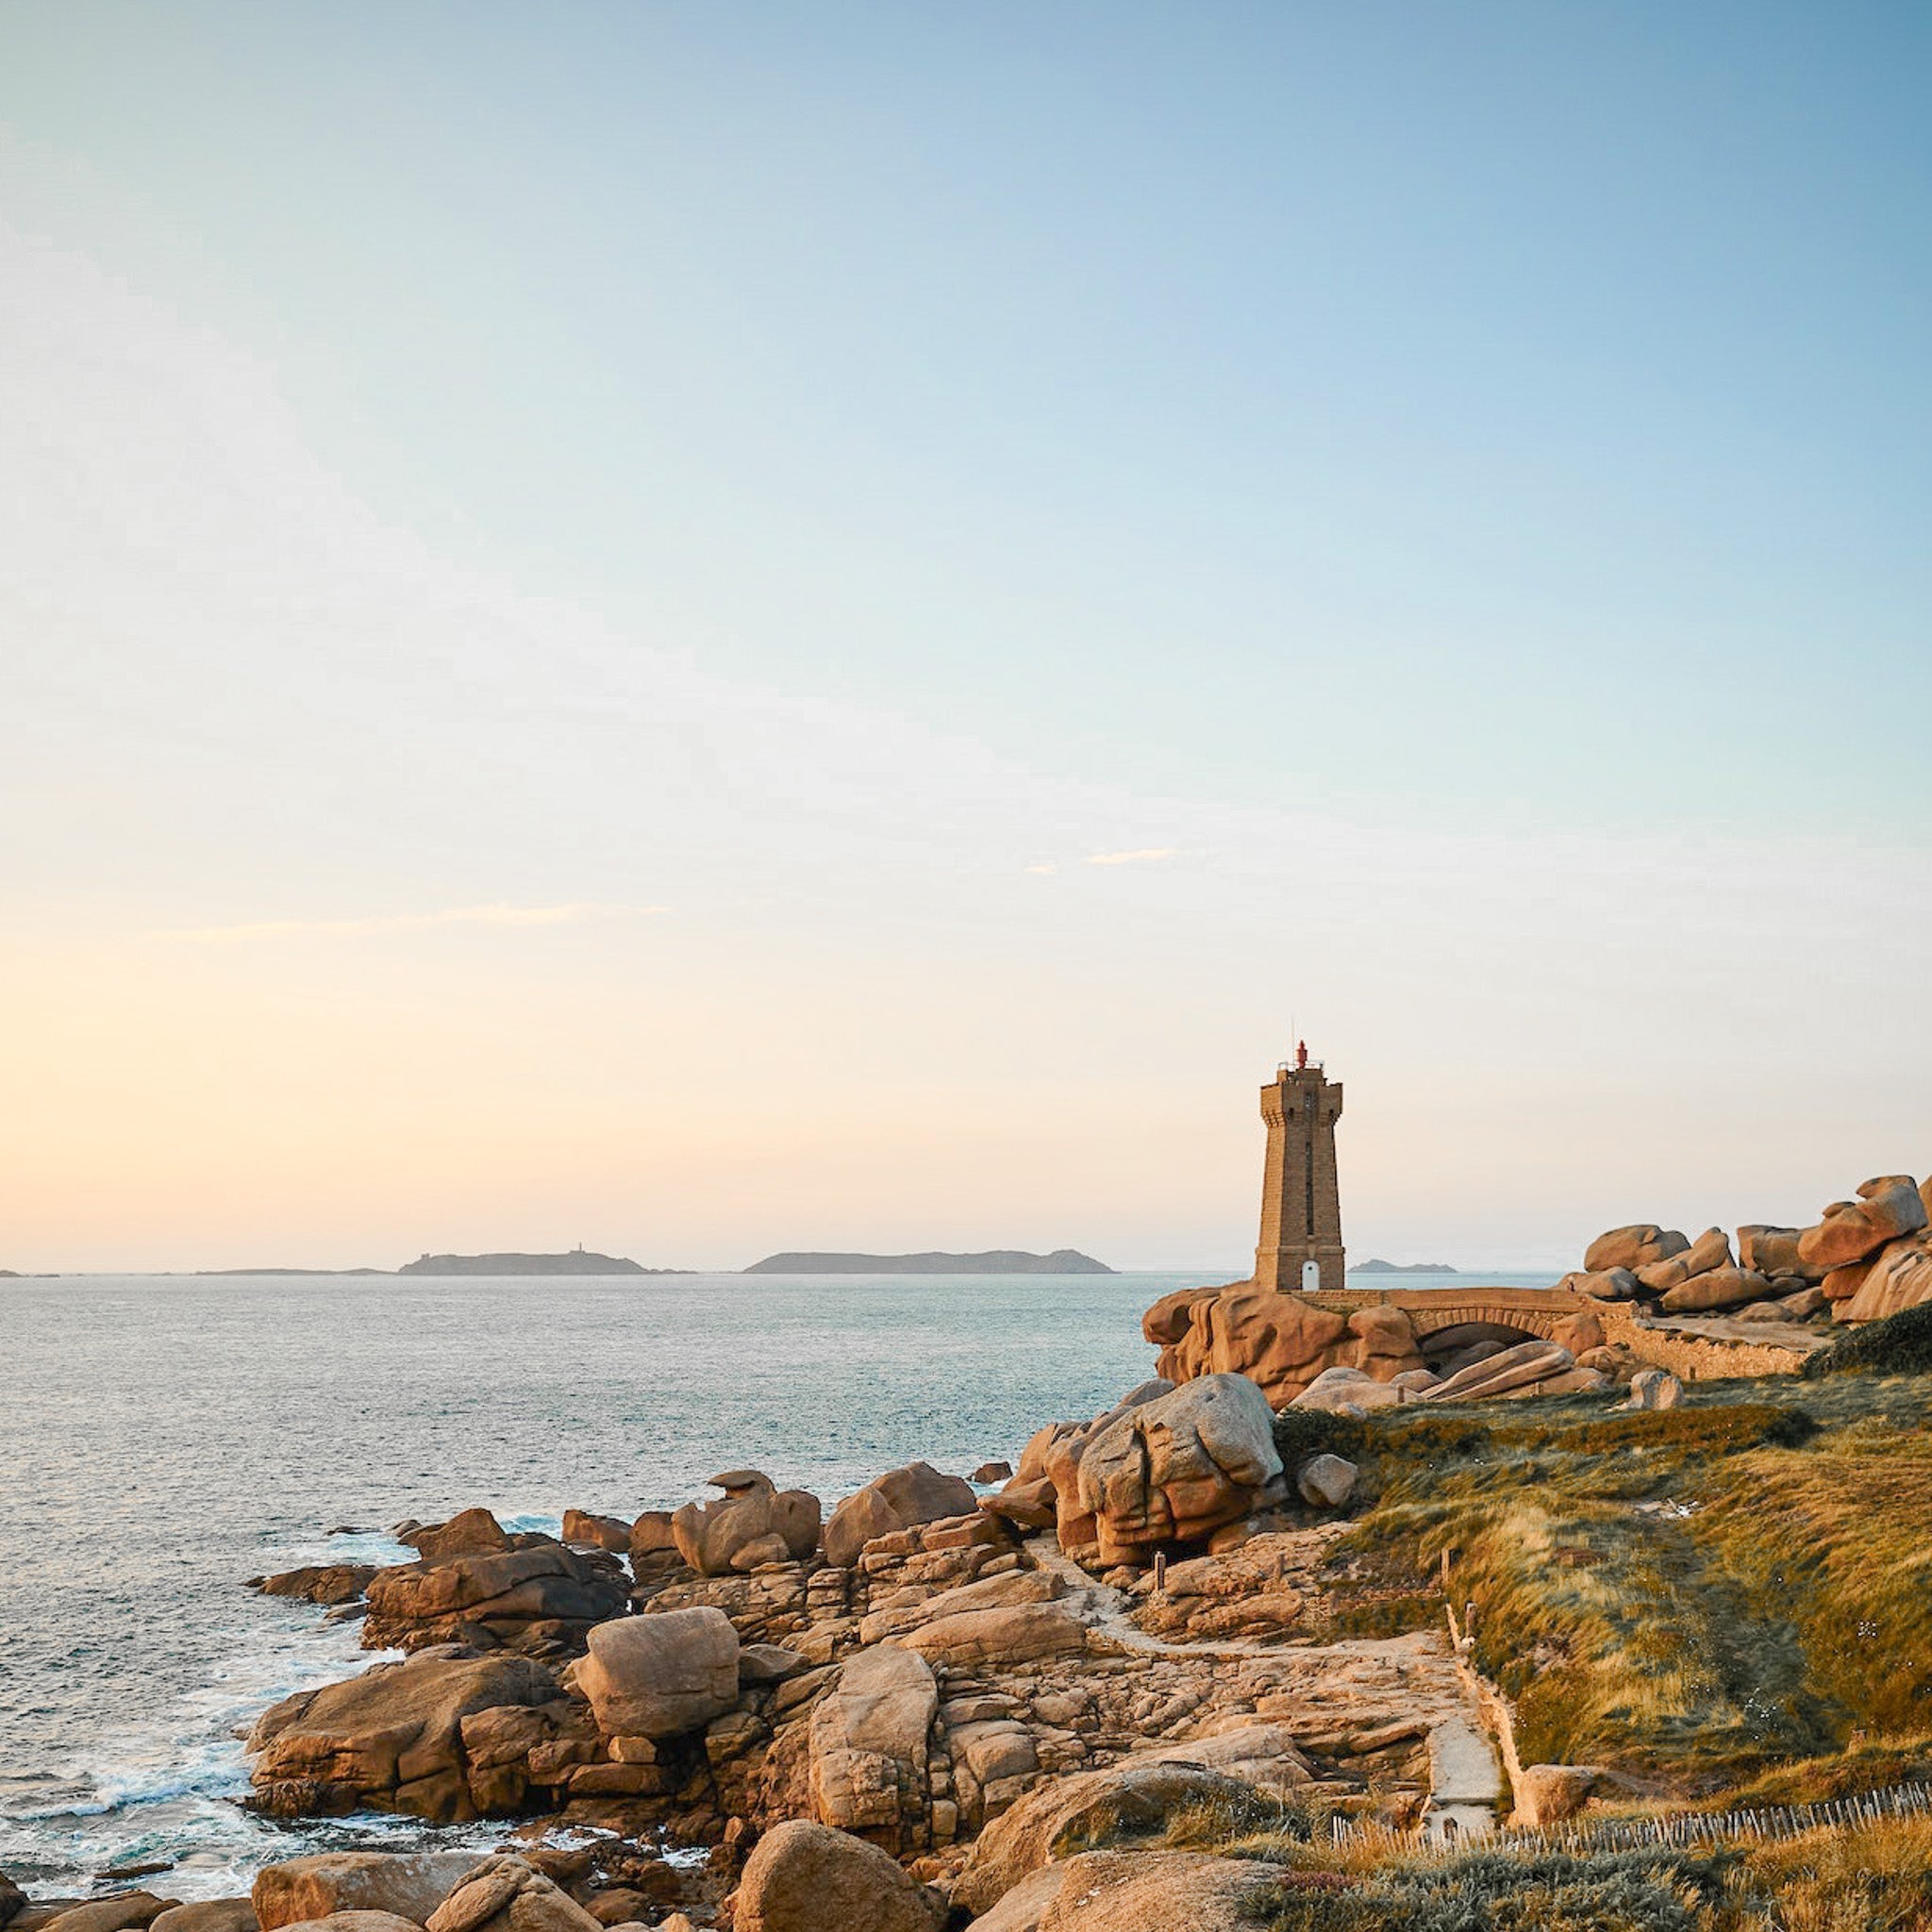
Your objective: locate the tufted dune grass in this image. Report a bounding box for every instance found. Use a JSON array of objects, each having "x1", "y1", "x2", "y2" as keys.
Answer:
[{"x1": 1282, "y1": 1367, "x2": 1932, "y2": 1800}]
